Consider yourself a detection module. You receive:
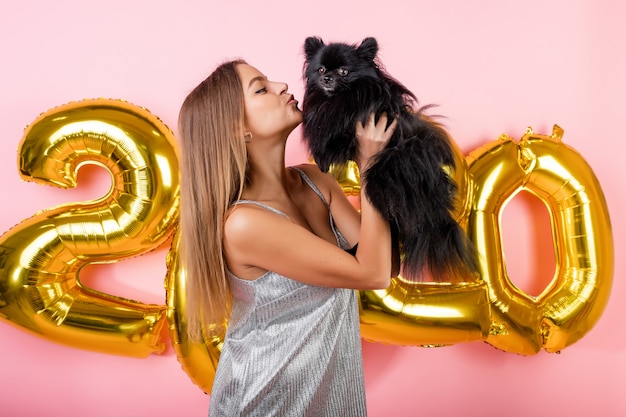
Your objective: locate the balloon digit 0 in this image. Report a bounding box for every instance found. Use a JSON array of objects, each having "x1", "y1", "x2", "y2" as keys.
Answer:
[{"x1": 467, "y1": 126, "x2": 613, "y2": 354}]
